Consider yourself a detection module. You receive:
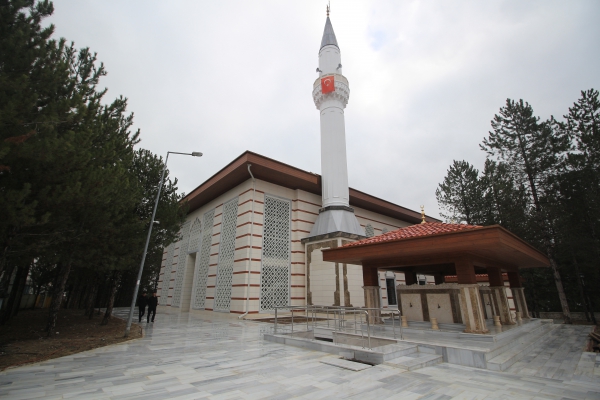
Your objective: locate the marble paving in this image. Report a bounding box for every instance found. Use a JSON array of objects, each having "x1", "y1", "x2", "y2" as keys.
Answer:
[{"x1": 0, "y1": 308, "x2": 598, "y2": 399}]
